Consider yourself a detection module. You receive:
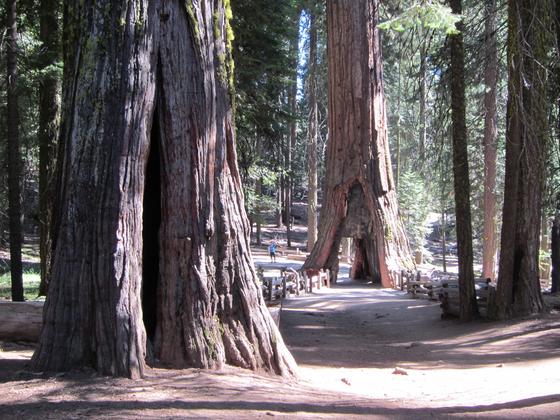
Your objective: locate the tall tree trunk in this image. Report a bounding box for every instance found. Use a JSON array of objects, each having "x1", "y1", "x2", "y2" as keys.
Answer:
[
  {"x1": 449, "y1": 0, "x2": 478, "y2": 320},
  {"x1": 419, "y1": 35, "x2": 427, "y2": 161},
  {"x1": 303, "y1": 0, "x2": 413, "y2": 287},
  {"x1": 33, "y1": 0, "x2": 296, "y2": 379},
  {"x1": 6, "y1": 0, "x2": 24, "y2": 302},
  {"x1": 286, "y1": 21, "x2": 300, "y2": 248},
  {"x1": 552, "y1": 2, "x2": 560, "y2": 295},
  {"x1": 552, "y1": 195, "x2": 560, "y2": 294},
  {"x1": 255, "y1": 136, "x2": 263, "y2": 246},
  {"x1": 306, "y1": 3, "x2": 318, "y2": 252},
  {"x1": 482, "y1": 0, "x2": 499, "y2": 282},
  {"x1": 490, "y1": 0, "x2": 548, "y2": 319},
  {"x1": 395, "y1": 48, "x2": 402, "y2": 190},
  {"x1": 38, "y1": 0, "x2": 61, "y2": 296},
  {"x1": 255, "y1": 175, "x2": 263, "y2": 245},
  {"x1": 441, "y1": 208, "x2": 447, "y2": 273},
  {"x1": 440, "y1": 166, "x2": 448, "y2": 274},
  {"x1": 275, "y1": 177, "x2": 282, "y2": 227},
  {"x1": 540, "y1": 213, "x2": 548, "y2": 257}
]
